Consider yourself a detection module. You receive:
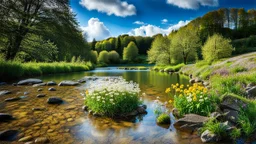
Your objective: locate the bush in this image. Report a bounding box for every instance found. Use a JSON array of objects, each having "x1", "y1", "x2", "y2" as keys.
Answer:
[
  {"x1": 202, "y1": 34, "x2": 234, "y2": 63},
  {"x1": 200, "y1": 119, "x2": 228, "y2": 137},
  {"x1": 157, "y1": 113, "x2": 170, "y2": 124},
  {"x1": 98, "y1": 50, "x2": 109, "y2": 64},
  {"x1": 123, "y1": 42, "x2": 138, "y2": 62},
  {"x1": 166, "y1": 83, "x2": 216, "y2": 116},
  {"x1": 89, "y1": 50, "x2": 98, "y2": 64},
  {"x1": 108, "y1": 50, "x2": 120, "y2": 64},
  {"x1": 85, "y1": 78, "x2": 141, "y2": 117},
  {"x1": 230, "y1": 128, "x2": 241, "y2": 140}
]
